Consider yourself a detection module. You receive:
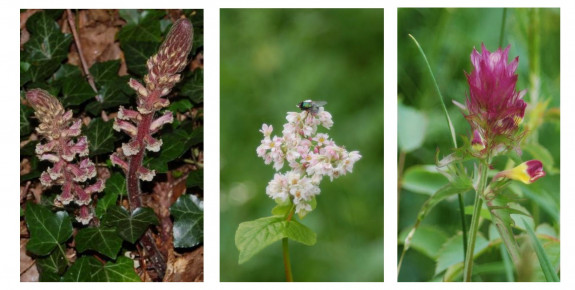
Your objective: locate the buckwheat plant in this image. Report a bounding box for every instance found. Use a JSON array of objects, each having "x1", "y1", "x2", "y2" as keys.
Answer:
[
  {"x1": 110, "y1": 17, "x2": 193, "y2": 278},
  {"x1": 26, "y1": 89, "x2": 105, "y2": 225},
  {"x1": 399, "y1": 40, "x2": 551, "y2": 282},
  {"x1": 236, "y1": 103, "x2": 361, "y2": 281}
]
